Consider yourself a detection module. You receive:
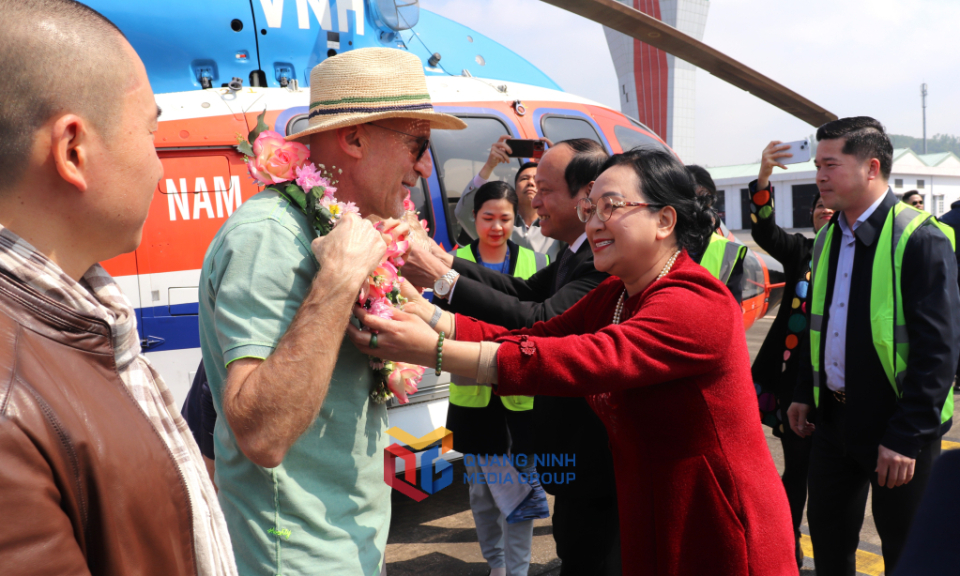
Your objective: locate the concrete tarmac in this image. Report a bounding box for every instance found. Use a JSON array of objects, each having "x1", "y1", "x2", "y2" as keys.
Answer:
[{"x1": 386, "y1": 303, "x2": 958, "y2": 576}]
